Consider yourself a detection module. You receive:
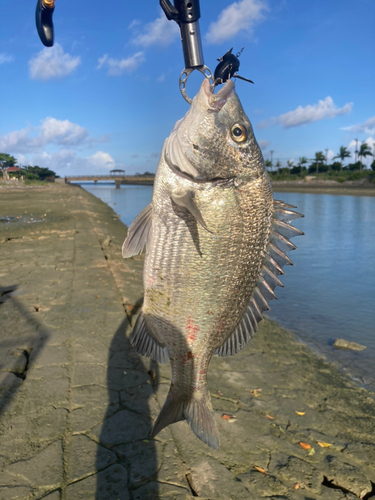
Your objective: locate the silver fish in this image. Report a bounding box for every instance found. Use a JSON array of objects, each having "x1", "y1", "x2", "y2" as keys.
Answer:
[{"x1": 122, "y1": 79, "x2": 303, "y2": 449}]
